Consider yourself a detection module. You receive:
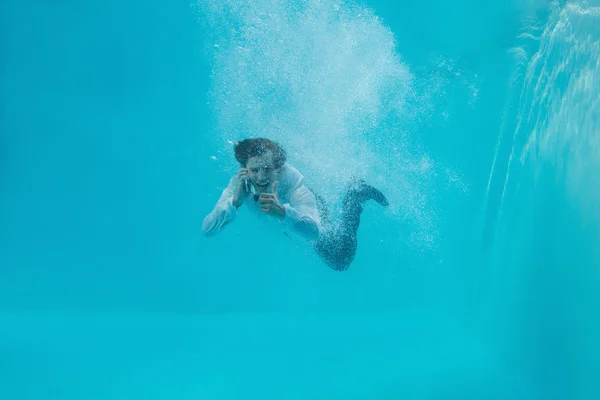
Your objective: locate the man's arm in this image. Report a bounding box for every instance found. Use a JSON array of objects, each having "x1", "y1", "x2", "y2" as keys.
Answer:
[
  {"x1": 281, "y1": 184, "x2": 322, "y2": 241},
  {"x1": 202, "y1": 177, "x2": 239, "y2": 237}
]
